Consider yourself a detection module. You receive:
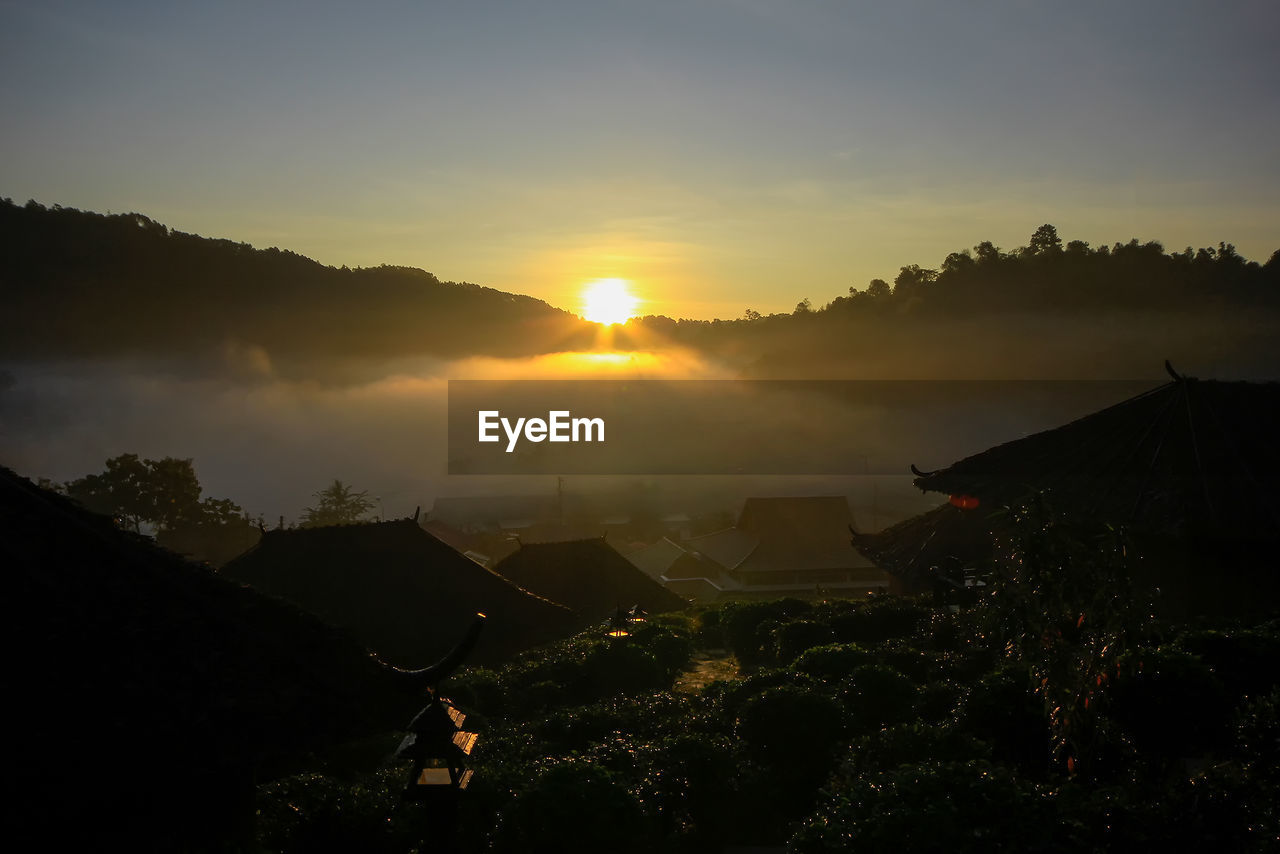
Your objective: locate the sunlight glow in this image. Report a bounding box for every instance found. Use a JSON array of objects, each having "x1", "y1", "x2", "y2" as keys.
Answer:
[{"x1": 581, "y1": 278, "x2": 639, "y2": 325}]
